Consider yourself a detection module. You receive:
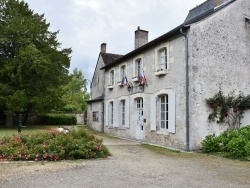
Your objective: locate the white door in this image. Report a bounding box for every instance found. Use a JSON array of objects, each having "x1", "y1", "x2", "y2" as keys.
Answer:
[{"x1": 135, "y1": 98, "x2": 143, "y2": 140}]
